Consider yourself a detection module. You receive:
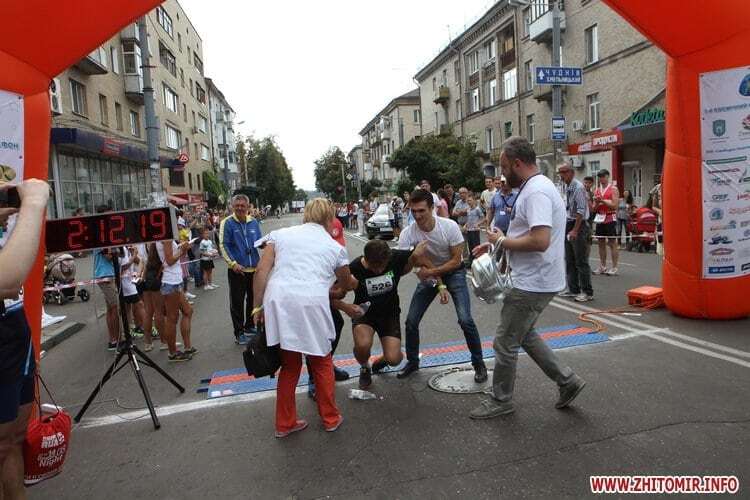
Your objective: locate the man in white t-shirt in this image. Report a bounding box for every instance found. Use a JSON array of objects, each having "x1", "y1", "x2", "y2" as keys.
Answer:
[
  {"x1": 418, "y1": 179, "x2": 441, "y2": 214},
  {"x1": 470, "y1": 136, "x2": 586, "y2": 419},
  {"x1": 396, "y1": 189, "x2": 488, "y2": 383}
]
